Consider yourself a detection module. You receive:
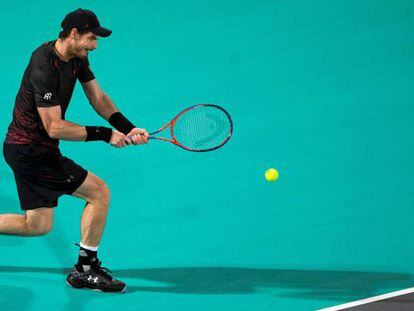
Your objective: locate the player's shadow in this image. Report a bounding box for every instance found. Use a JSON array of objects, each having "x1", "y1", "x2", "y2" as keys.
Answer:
[
  {"x1": 117, "y1": 267, "x2": 414, "y2": 300},
  {"x1": 0, "y1": 266, "x2": 413, "y2": 301},
  {"x1": 0, "y1": 284, "x2": 34, "y2": 311}
]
